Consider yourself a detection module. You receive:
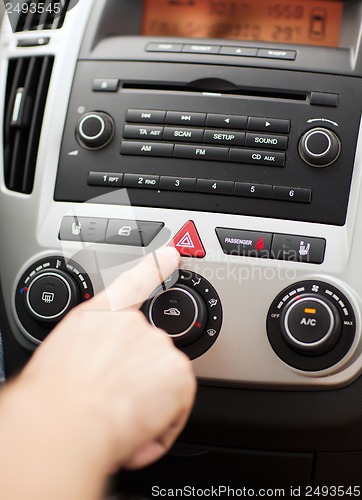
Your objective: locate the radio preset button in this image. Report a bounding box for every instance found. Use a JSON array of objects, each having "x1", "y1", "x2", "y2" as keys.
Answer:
[
  {"x1": 160, "y1": 176, "x2": 196, "y2": 192},
  {"x1": 123, "y1": 174, "x2": 160, "y2": 189},
  {"x1": 230, "y1": 149, "x2": 286, "y2": 167},
  {"x1": 88, "y1": 172, "x2": 123, "y2": 188},
  {"x1": 246, "y1": 133, "x2": 288, "y2": 150},
  {"x1": 207, "y1": 114, "x2": 247, "y2": 130},
  {"x1": 204, "y1": 130, "x2": 245, "y2": 146},
  {"x1": 174, "y1": 145, "x2": 229, "y2": 161},
  {"x1": 163, "y1": 127, "x2": 204, "y2": 142},
  {"x1": 273, "y1": 186, "x2": 312, "y2": 203},
  {"x1": 196, "y1": 179, "x2": 234, "y2": 195},
  {"x1": 235, "y1": 183, "x2": 273, "y2": 199},
  {"x1": 126, "y1": 109, "x2": 166, "y2": 124},
  {"x1": 166, "y1": 111, "x2": 207, "y2": 126},
  {"x1": 248, "y1": 117, "x2": 290, "y2": 134},
  {"x1": 121, "y1": 141, "x2": 174, "y2": 157}
]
